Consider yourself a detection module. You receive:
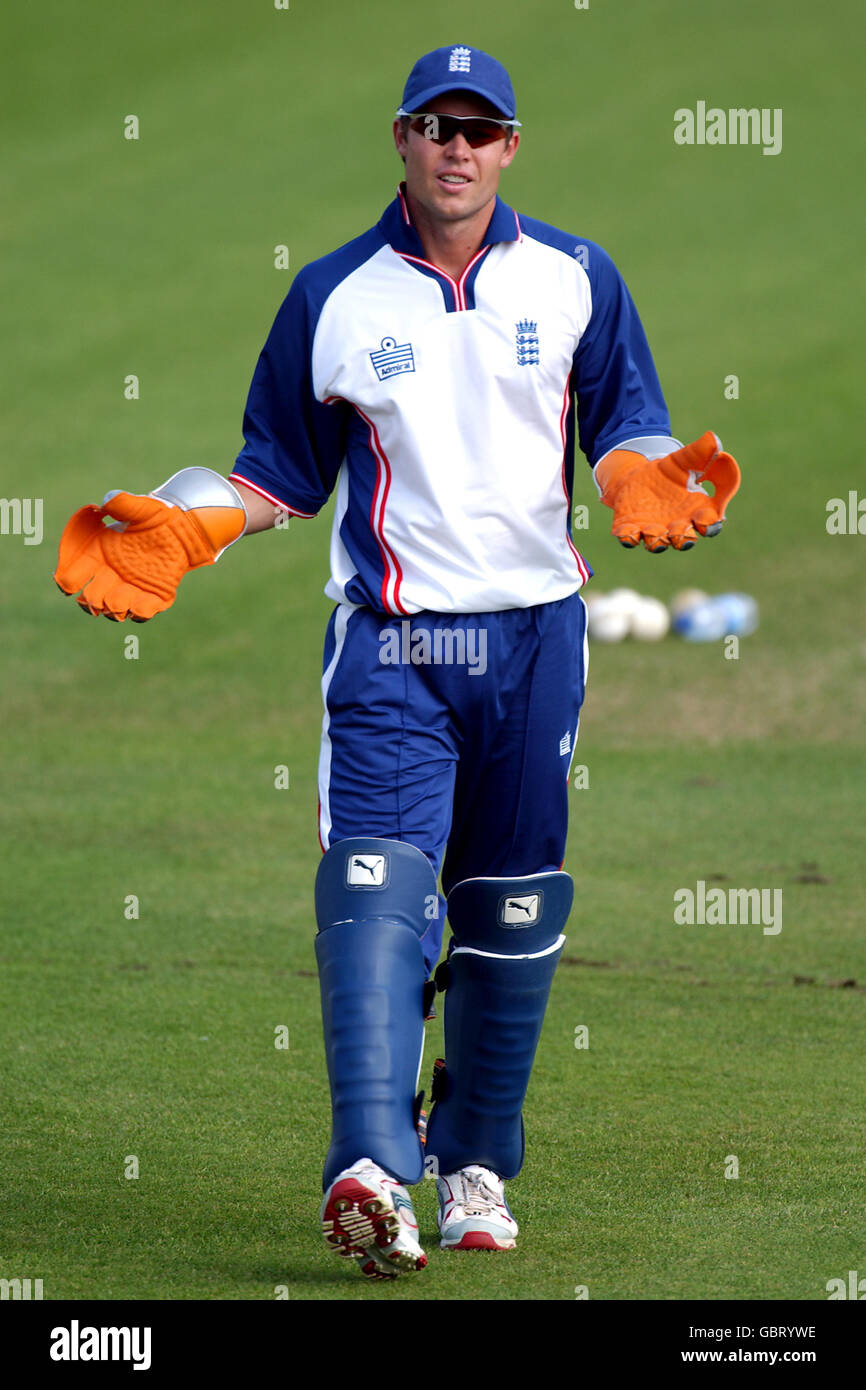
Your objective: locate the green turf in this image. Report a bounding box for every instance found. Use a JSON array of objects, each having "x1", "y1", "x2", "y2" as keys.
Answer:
[{"x1": 1, "y1": 0, "x2": 863, "y2": 1301}]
